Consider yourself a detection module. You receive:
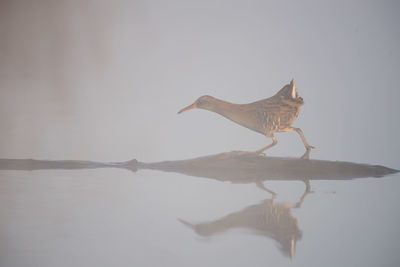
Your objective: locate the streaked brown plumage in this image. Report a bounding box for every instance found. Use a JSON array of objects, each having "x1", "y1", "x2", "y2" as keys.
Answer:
[{"x1": 178, "y1": 79, "x2": 314, "y2": 154}]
